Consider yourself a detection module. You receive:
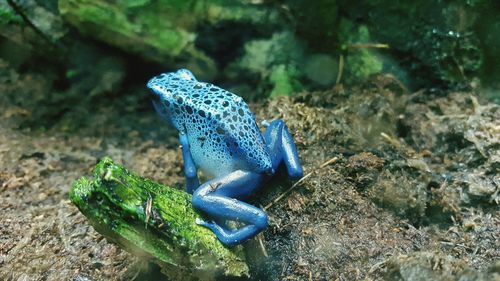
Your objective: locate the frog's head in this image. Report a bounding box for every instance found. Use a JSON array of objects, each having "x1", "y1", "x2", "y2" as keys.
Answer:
[
  {"x1": 147, "y1": 69, "x2": 199, "y2": 125},
  {"x1": 147, "y1": 69, "x2": 197, "y2": 101}
]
